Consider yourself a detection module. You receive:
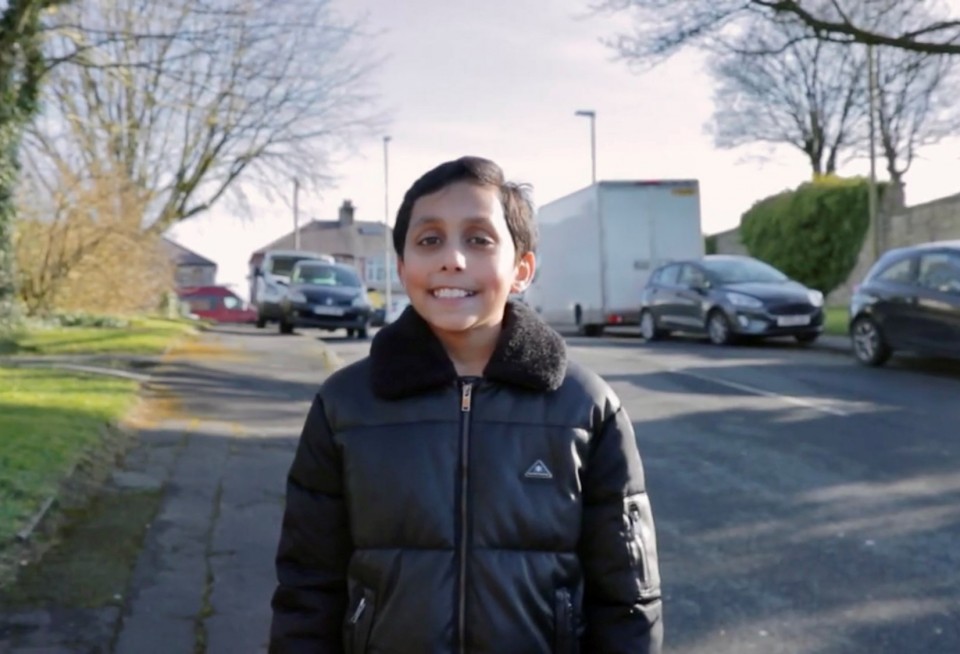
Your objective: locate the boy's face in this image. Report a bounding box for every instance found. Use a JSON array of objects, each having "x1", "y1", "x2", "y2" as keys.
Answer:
[{"x1": 397, "y1": 181, "x2": 535, "y2": 336}]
